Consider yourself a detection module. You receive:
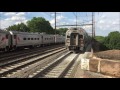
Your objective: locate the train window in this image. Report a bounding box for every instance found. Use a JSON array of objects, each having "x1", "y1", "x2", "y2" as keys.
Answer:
[
  {"x1": 14, "y1": 35, "x2": 16, "y2": 39},
  {"x1": 74, "y1": 35, "x2": 76, "y2": 38},
  {"x1": 37, "y1": 38, "x2": 39, "y2": 40},
  {"x1": 71, "y1": 35, "x2": 76, "y2": 38},
  {"x1": 6, "y1": 34, "x2": 8, "y2": 39},
  {"x1": 28, "y1": 38, "x2": 30, "y2": 40},
  {"x1": 67, "y1": 36, "x2": 70, "y2": 38},
  {"x1": 23, "y1": 38, "x2": 26, "y2": 40},
  {"x1": 35, "y1": 38, "x2": 36, "y2": 40},
  {"x1": 79, "y1": 35, "x2": 83, "y2": 39},
  {"x1": 31, "y1": 38, "x2": 33, "y2": 40}
]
